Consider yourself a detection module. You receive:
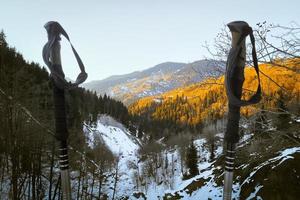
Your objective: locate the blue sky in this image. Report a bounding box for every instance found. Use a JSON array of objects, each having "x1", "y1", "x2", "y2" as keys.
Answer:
[{"x1": 1, "y1": 0, "x2": 299, "y2": 81}]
